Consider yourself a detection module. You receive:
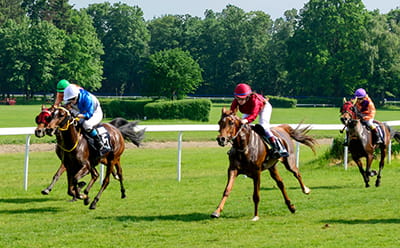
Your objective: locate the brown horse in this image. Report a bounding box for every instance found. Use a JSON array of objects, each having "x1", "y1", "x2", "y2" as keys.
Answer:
[
  {"x1": 340, "y1": 99, "x2": 399, "y2": 187},
  {"x1": 44, "y1": 106, "x2": 144, "y2": 209},
  {"x1": 212, "y1": 108, "x2": 317, "y2": 221},
  {"x1": 35, "y1": 106, "x2": 141, "y2": 197},
  {"x1": 35, "y1": 105, "x2": 74, "y2": 195}
]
